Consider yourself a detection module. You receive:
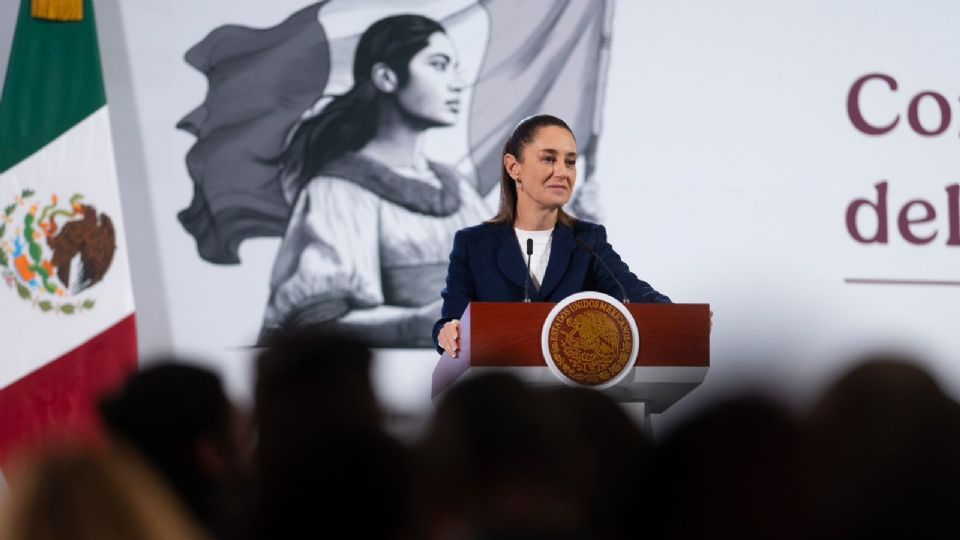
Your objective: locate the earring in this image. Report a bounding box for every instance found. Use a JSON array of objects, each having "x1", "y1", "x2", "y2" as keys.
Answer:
[{"x1": 515, "y1": 178, "x2": 522, "y2": 191}]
